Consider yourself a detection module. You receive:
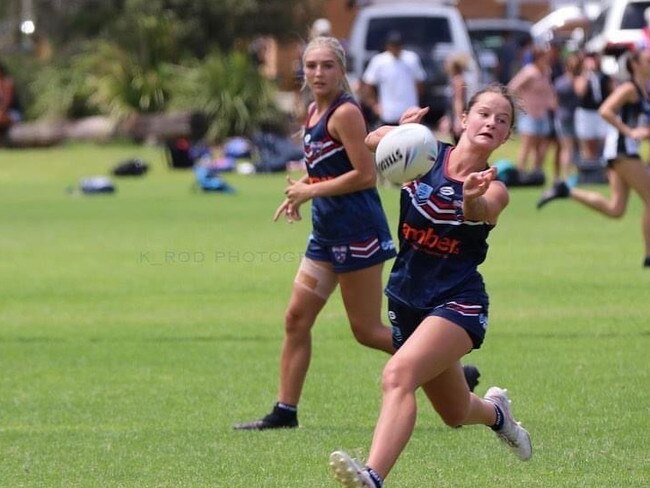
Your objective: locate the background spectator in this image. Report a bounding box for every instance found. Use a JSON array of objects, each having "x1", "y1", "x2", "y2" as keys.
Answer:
[
  {"x1": 0, "y1": 61, "x2": 22, "y2": 141},
  {"x1": 508, "y1": 46, "x2": 556, "y2": 175},
  {"x1": 552, "y1": 52, "x2": 582, "y2": 180},
  {"x1": 444, "y1": 52, "x2": 469, "y2": 143},
  {"x1": 573, "y1": 52, "x2": 613, "y2": 162},
  {"x1": 360, "y1": 31, "x2": 426, "y2": 127}
]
